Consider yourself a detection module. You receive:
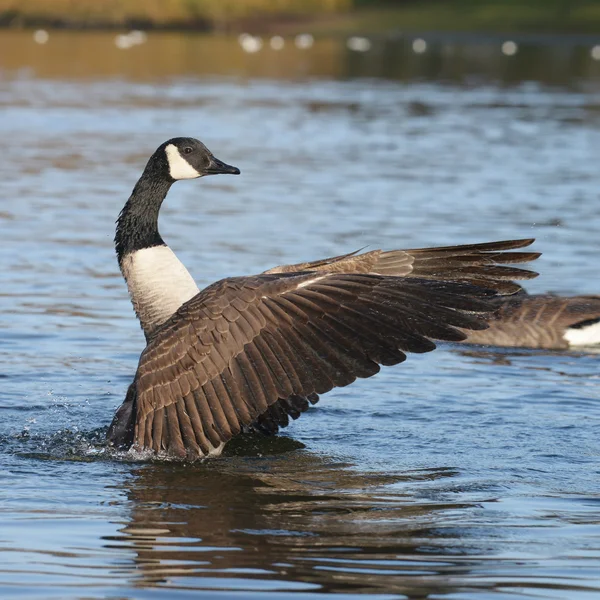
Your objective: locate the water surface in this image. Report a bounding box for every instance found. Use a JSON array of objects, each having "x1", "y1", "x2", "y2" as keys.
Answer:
[{"x1": 1, "y1": 32, "x2": 599, "y2": 599}]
